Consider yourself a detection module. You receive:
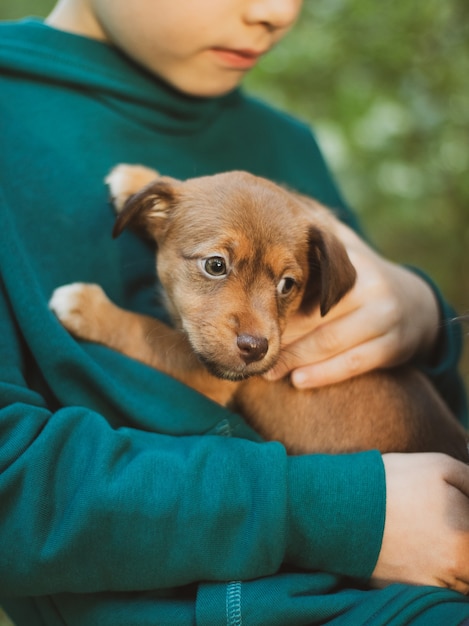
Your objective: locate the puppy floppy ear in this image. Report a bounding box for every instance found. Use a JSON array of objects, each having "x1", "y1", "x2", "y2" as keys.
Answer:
[
  {"x1": 112, "y1": 180, "x2": 177, "y2": 241},
  {"x1": 300, "y1": 225, "x2": 357, "y2": 317}
]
